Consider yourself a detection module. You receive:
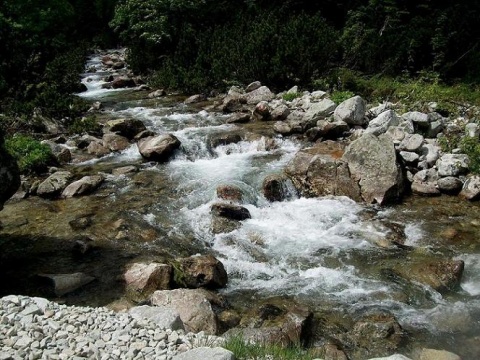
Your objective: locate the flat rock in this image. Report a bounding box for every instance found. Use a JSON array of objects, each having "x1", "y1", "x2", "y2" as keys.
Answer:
[
  {"x1": 37, "y1": 273, "x2": 95, "y2": 296},
  {"x1": 243, "y1": 86, "x2": 275, "y2": 105},
  {"x1": 172, "y1": 347, "x2": 235, "y2": 360},
  {"x1": 129, "y1": 305, "x2": 184, "y2": 330},
  {"x1": 62, "y1": 175, "x2": 104, "y2": 198},
  {"x1": 417, "y1": 349, "x2": 461, "y2": 360}
]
